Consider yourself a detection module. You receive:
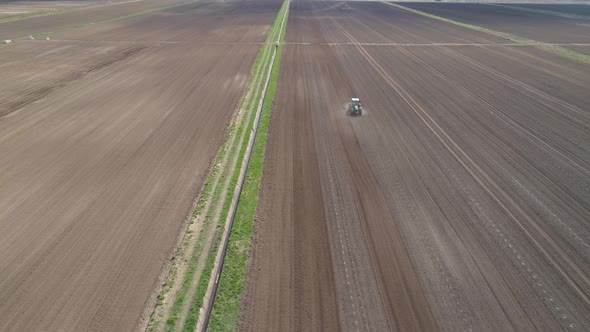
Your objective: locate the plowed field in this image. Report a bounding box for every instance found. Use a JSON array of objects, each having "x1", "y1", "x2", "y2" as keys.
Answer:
[
  {"x1": 0, "y1": 1, "x2": 279, "y2": 331},
  {"x1": 241, "y1": 1, "x2": 590, "y2": 331},
  {"x1": 0, "y1": 0, "x2": 125, "y2": 19},
  {"x1": 401, "y1": 2, "x2": 590, "y2": 44}
]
